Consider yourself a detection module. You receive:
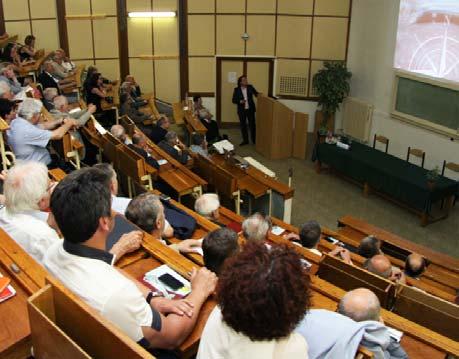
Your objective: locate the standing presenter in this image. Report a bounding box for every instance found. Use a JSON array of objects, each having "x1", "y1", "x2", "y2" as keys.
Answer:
[{"x1": 232, "y1": 75, "x2": 258, "y2": 146}]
